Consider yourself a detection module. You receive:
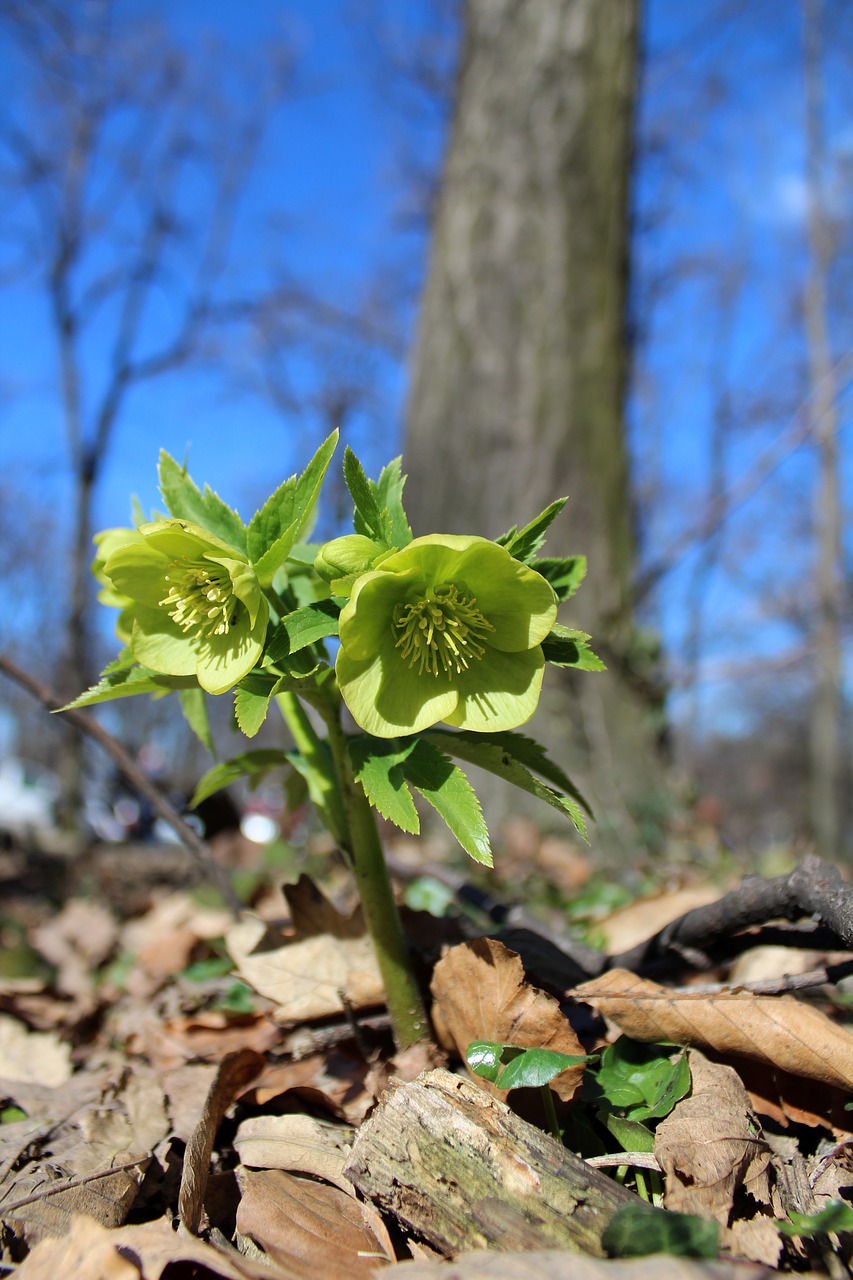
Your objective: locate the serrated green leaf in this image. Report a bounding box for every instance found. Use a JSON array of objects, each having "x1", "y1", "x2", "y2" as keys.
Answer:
[
  {"x1": 602, "y1": 1204, "x2": 719, "y2": 1260},
  {"x1": 401, "y1": 738, "x2": 492, "y2": 866},
  {"x1": 344, "y1": 446, "x2": 394, "y2": 546},
  {"x1": 248, "y1": 432, "x2": 338, "y2": 585},
  {"x1": 348, "y1": 737, "x2": 421, "y2": 834},
  {"x1": 542, "y1": 623, "x2": 606, "y2": 671},
  {"x1": 158, "y1": 451, "x2": 247, "y2": 553},
  {"x1": 496, "y1": 498, "x2": 567, "y2": 563},
  {"x1": 285, "y1": 744, "x2": 342, "y2": 837},
  {"x1": 179, "y1": 687, "x2": 215, "y2": 756},
  {"x1": 265, "y1": 600, "x2": 340, "y2": 664},
  {"x1": 234, "y1": 673, "x2": 279, "y2": 738},
  {"x1": 191, "y1": 749, "x2": 290, "y2": 807},
  {"x1": 425, "y1": 729, "x2": 590, "y2": 838},
  {"x1": 372, "y1": 456, "x2": 412, "y2": 547},
  {"x1": 531, "y1": 555, "x2": 587, "y2": 601},
  {"x1": 63, "y1": 663, "x2": 198, "y2": 709}
]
